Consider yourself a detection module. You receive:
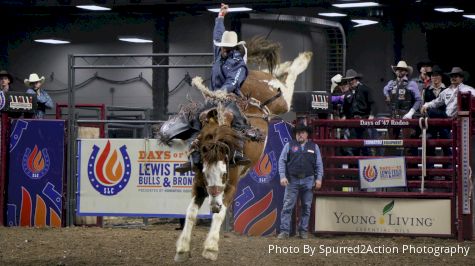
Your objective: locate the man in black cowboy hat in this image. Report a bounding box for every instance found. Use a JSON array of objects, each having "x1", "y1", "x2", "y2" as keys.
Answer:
[
  {"x1": 0, "y1": 70, "x2": 13, "y2": 92},
  {"x1": 277, "y1": 123, "x2": 323, "y2": 240},
  {"x1": 340, "y1": 69, "x2": 376, "y2": 156},
  {"x1": 413, "y1": 61, "x2": 433, "y2": 93},
  {"x1": 422, "y1": 66, "x2": 475, "y2": 118},
  {"x1": 421, "y1": 65, "x2": 449, "y2": 170}
]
